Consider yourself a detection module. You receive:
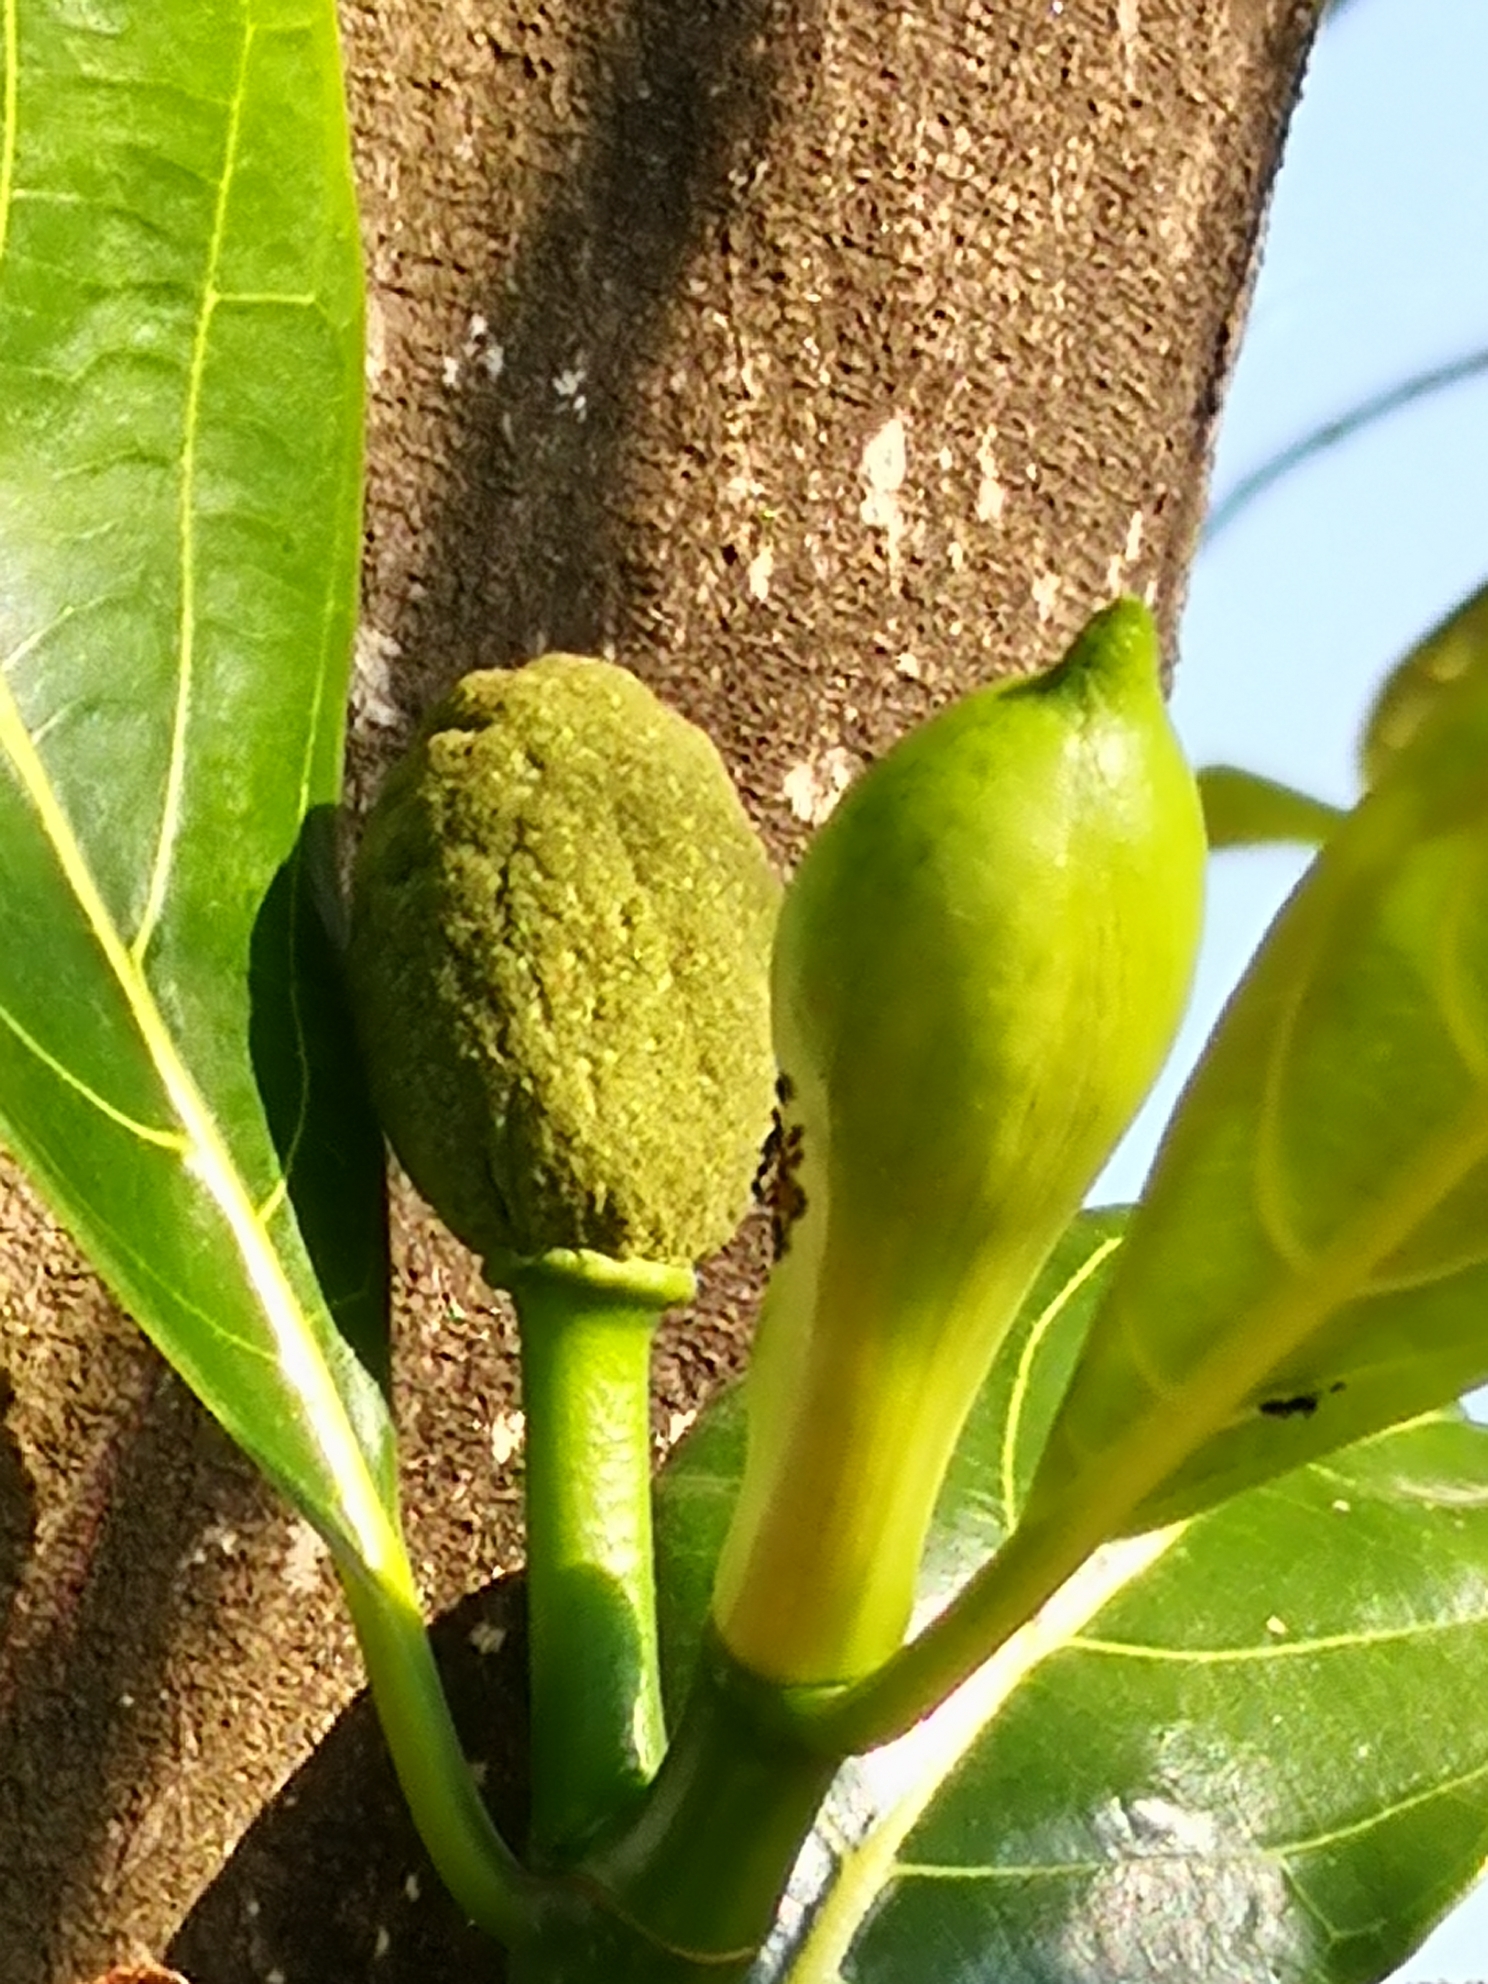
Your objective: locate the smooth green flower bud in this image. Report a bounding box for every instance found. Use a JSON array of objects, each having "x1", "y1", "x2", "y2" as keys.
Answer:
[
  {"x1": 711, "y1": 600, "x2": 1205, "y2": 1689},
  {"x1": 347, "y1": 656, "x2": 779, "y2": 1276}
]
